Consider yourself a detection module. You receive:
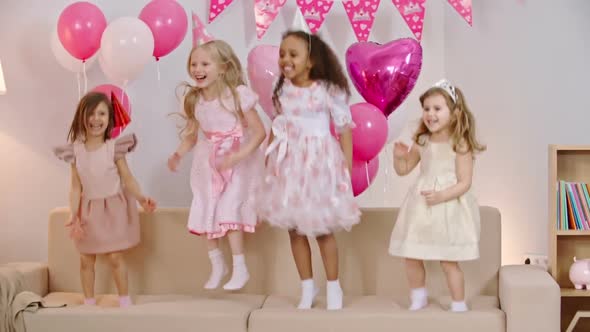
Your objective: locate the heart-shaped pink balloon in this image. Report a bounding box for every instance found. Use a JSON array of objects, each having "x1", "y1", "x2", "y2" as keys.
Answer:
[{"x1": 346, "y1": 38, "x2": 422, "y2": 117}]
